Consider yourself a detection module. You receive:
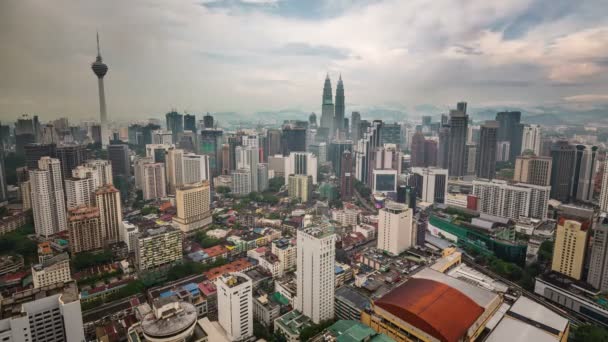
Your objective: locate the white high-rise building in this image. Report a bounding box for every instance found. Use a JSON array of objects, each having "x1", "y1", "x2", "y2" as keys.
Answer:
[
  {"x1": 409, "y1": 167, "x2": 448, "y2": 204},
  {"x1": 285, "y1": 152, "x2": 318, "y2": 185},
  {"x1": 183, "y1": 153, "x2": 210, "y2": 184},
  {"x1": 166, "y1": 149, "x2": 211, "y2": 195},
  {"x1": 231, "y1": 169, "x2": 252, "y2": 196},
  {"x1": 96, "y1": 184, "x2": 123, "y2": 244},
  {"x1": 236, "y1": 146, "x2": 259, "y2": 192},
  {"x1": 241, "y1": 135, "x2": 259, "y2": 148},
  {"x1": 173, "y1": 181, "x2": 212, "y2": 234},
  {"x1": 600, "y1": 160, "x2": 608, "y2": 213},
  {"x1": 142, "y1": 163, "x2": 166, "y2": 200},
  {"x1": 145, "y1": 143, "x2": 174, "y2": 162},
  {"x1": 134, "y1": 156, "x2": 154, "y2": 190},
  {"x1": 83, "y1": 159, "x2": 113, "y2": 186},
  {"x1": 473, "y1": 179, "x2": 550, "y2": 221},
  {"x1": 377, "y1": 202, "x2": 414, "y2": 255},
  {"x1": 296, "y1": 225, "x2": 336, "y2": 324},
  {"x1": 0, "y1": 282, "x2": 85, "y2": 342},
  {"x1": 165, "y1": 148, "x2": 184, "y2": 195},
  {"x1": 521, "y1": 124, "x2": 542, "y2": 156},
  {"x1": 65, "y1": 176, "x2": 95, "y2": 209},
  {"x1": 216, "y1": 273, "x2": 253, "y2": 342},
  {"x1": 29, "y1": 157, "x2": 68, "y2": 238}
]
